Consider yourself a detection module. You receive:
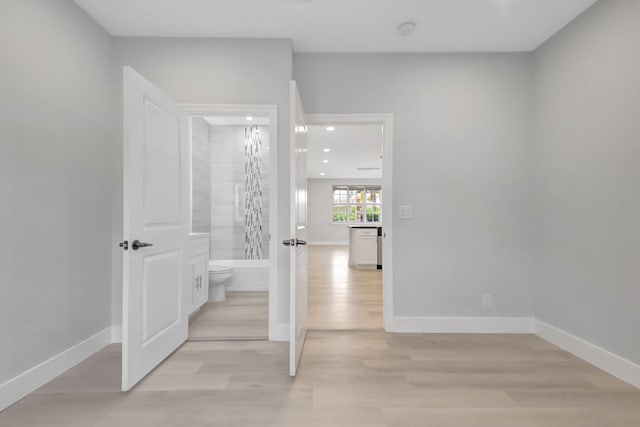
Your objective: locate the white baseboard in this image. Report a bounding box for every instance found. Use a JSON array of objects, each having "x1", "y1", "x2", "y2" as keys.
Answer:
[
  {"x1": 307, "y1": 241, "x2": 349, "y2": 246},
  {"x1": 389, "y1": 316, "x2": 534, "y2": 334},
  {"x1": 534, "y1": 319, "x2": 640, "y2": 389},
  {"x1": 269, "y1": 322, "x2": 289, "y2": 342},
  {"x1": 0, "y1": 327, "x2": 113, "y2": 412},
  {"x1": 111, "y1": 325, "x2": 122, "y2": 343}
]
